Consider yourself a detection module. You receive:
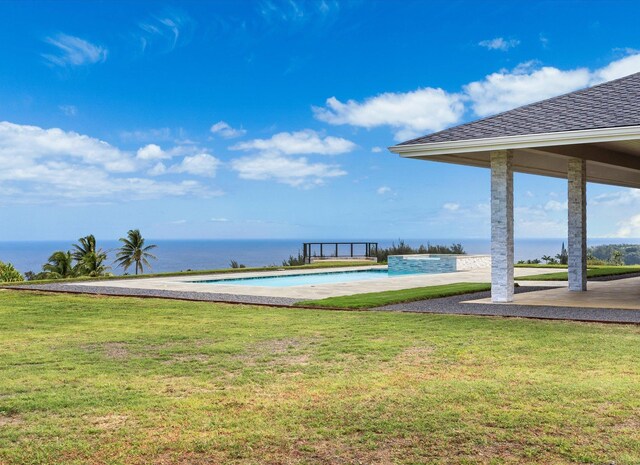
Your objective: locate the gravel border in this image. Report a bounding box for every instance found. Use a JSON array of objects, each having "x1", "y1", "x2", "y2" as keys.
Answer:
[
  {"x1": 7, "y1": 279, "x2": 640, "y2": 325},
  {"x1": 375, "y1": 286, "x2": 640, "y2": 324},
  {"x1": 6, "y1": 283, "x2": 300, "y2": 307}
]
